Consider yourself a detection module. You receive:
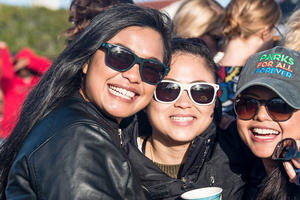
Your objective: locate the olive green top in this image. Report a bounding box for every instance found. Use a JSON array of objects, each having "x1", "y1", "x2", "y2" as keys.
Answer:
[{"x1": 153, "y1": 162, "x2": 182, "y2": 179}]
